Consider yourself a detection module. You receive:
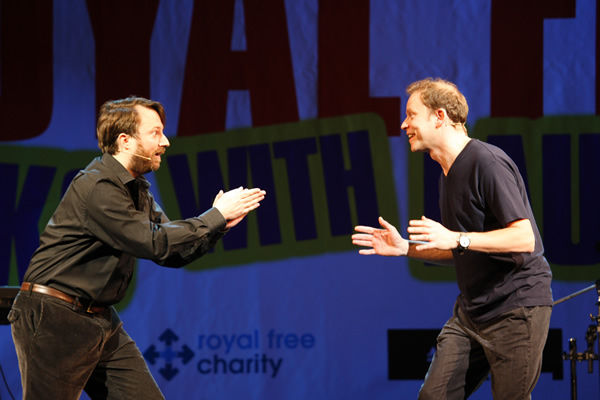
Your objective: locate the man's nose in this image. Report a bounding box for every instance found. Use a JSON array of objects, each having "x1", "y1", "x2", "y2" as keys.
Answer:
[{"x1": 160, "y1": 133, "x2": 170, "y2": 147}]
